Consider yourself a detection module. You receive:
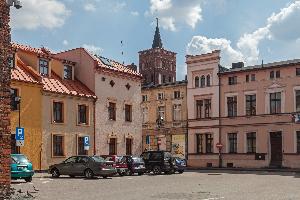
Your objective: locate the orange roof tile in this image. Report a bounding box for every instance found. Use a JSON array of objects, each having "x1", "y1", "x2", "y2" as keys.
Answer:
[
  {"x1": 11, "y1": 59, "x2": 41, "y2": 84},
  {"x1": 42, "y1": 72, "x2": 96, "y2": 99},
  {"x1": 12, "y1": 43, "x2": 52, "y2": 56}
]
